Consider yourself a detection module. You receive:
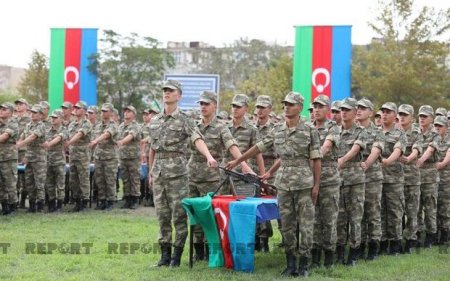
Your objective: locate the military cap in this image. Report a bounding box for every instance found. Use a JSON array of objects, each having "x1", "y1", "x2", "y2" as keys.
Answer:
[
  {"x1": 435, "y1": 107, "x2": 447, "y2": 117},
  {"x1": 231, "y1": 94, "x2": 250, "y2": 107},
  {"x1": 113, "y1": 108, "x2": 119, "y2": 115},
  {"x1": 282, "y1": 91, "x2": 304, "y2": 105},
  {"x1": 148, "y1": 104, "x2": 160, "y2": 114},
  {"x1": 101, "y1": 103, "x2": 114, "y2": 112},
  {"x1": 331, "y1": 100, "x2": 342, "y2": 111},
  {"x1": 39, "y1": 101, "x2": 50, "y2": 109},
  {"x1": 380, "y1": 102, "x2": 397, "y2": 113},
  {"x1": 434, "y1": 116, "x2": 448, "y2": 127},
  {"x1": 29, "y1": 105, "x2": 44, "y2": 114},
  {"x1": 74, "y1": 101, "x2": 88, "y2": 110},
  {"x1": 313, "y1": 94, "x2": 331, "y2": 106},
  {"x1": 418, "y1": 105, "x2": 434, "y2": 116},
  {"x1": 50, "y1": 109, "x2": 64, "y2": 118},
  {"x1": 87, "y1": 105, "x2": 99, "y2": 114},
  {"x1": 340, "y1": 98, "x2": 358, "y2": 110},
  {"x1": 124, "y1": 105, "x2": 137, "y2": 115},
  {"x1": 357, "y1": 98, "x2": 374, "y2": 110},
  {"x1": 398, "y1": 104, "x2": 414, "y2": 116},
  {"x1": 0, "y1": 102, "x2": 15, "y2": 112},
  {"x1": 61, "y1": 101, "x2": 73, "y2": 109},
  {"x1": 374, "y1": 110, "x2": 382, "y2": 117},
  {"x1": 255, "y1": 95, "x2": 272, "y2": 107},
  {"x1": 14, "y1": 98, "x2": 28, "y2": 105},
  {"x1": 218, "y1": 110, "x2": 229, "y2": 120},
  {"x1": 161, "y1": 79, "x2": 183, "y2": 92},
  {"x1": 197, "y1": 90, "x2": 217, "y2": 104}
]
